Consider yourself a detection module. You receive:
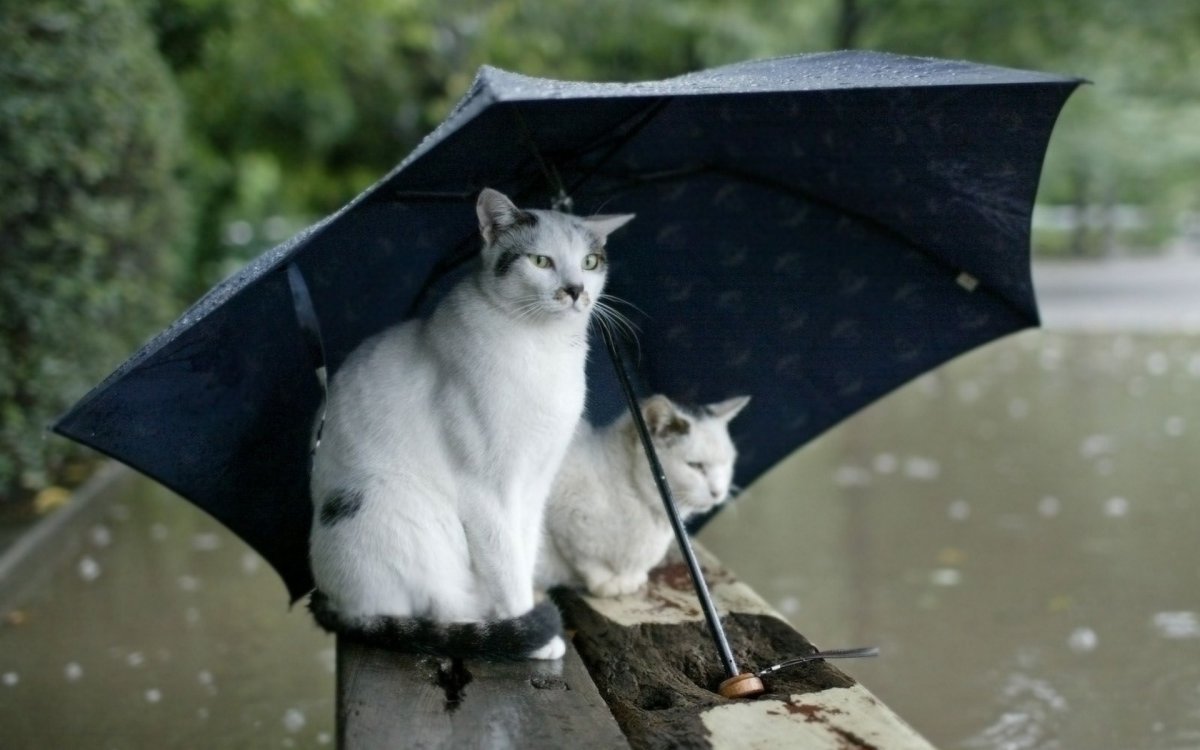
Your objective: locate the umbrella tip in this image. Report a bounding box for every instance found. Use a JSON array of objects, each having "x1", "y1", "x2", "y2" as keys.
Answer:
[{"x1": 718, "y1": 672, "x2": 766, "y2": 700}]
